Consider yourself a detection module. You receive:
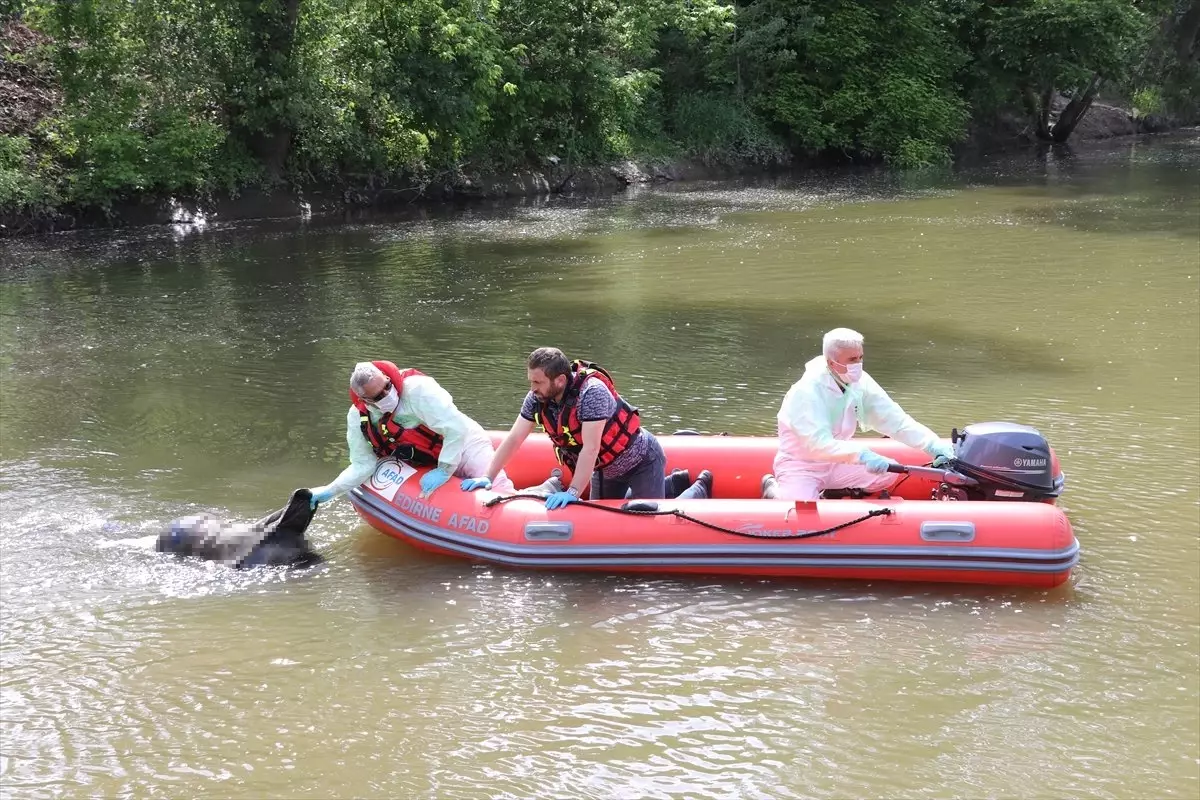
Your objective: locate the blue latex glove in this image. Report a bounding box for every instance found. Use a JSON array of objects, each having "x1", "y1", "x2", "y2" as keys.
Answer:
[
  {"x1": 461, "y1": 477, "x2": 492, "y2": 492},
  {"x1": 420, "y1": 467, "x2": 452, "y2": 496},
  {"x1": 926, "y1": 441, "x2": 955, "y2": 466},
  {"x1": 545, "y1": 490, "x2": 578, "y2": 510},
  {"x1": 858, "y1": 450, "x2": 895, "y2": 475},
  {"x1": 167, "y1": 521, "x2": 189, "y2": 546},
  {"x1": 308, "y1": 487, "x2": 335, "y2": 510}
]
